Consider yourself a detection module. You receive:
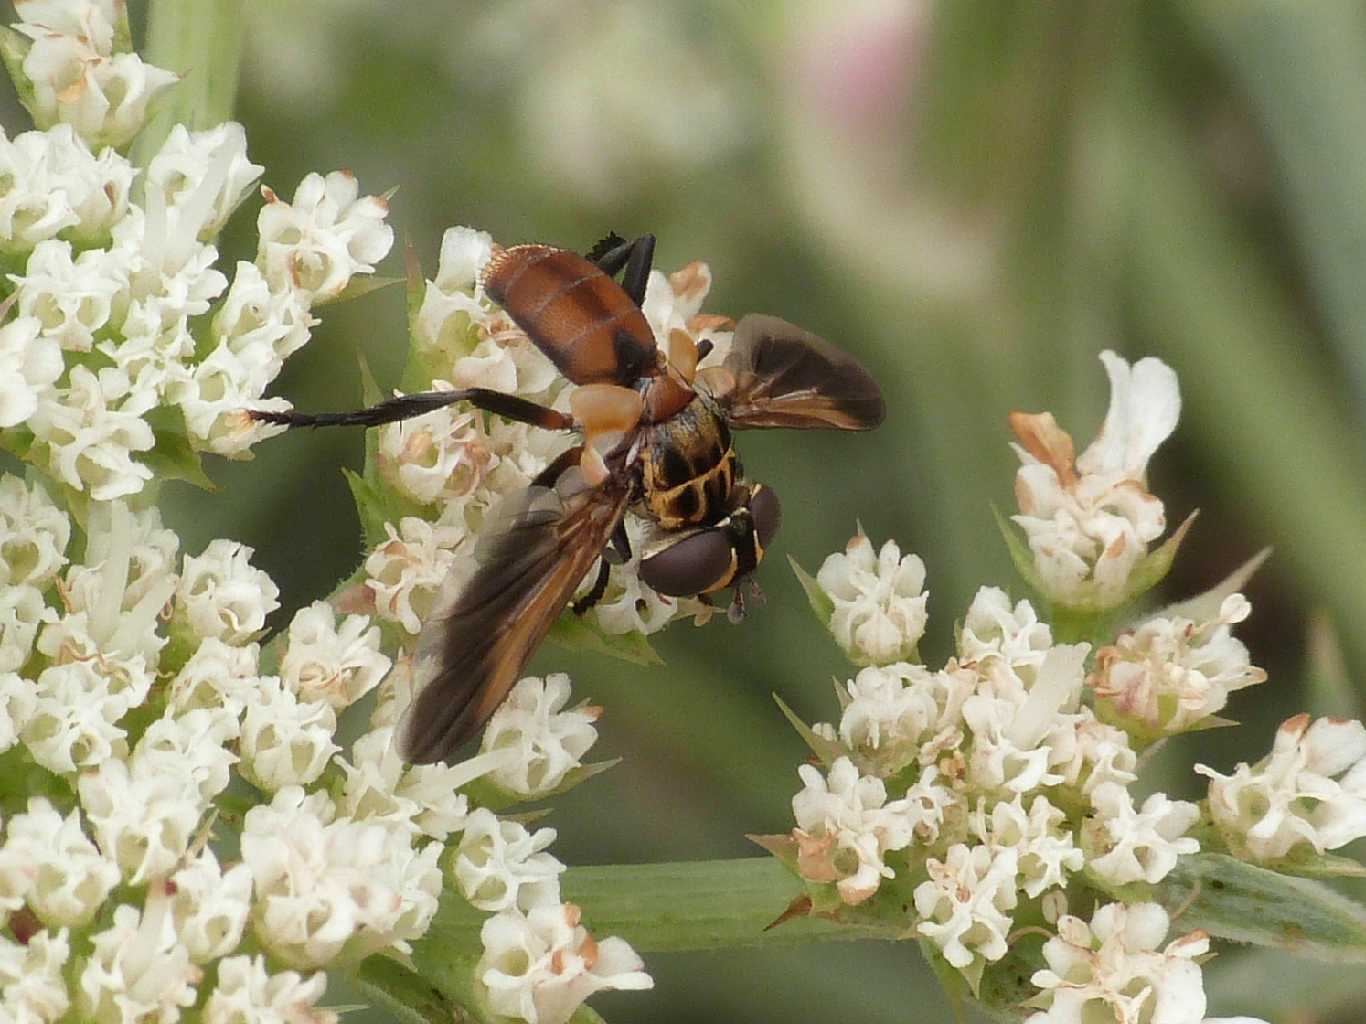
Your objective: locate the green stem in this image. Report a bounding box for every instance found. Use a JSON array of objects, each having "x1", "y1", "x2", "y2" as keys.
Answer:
[
  {"x1": 412, "y1": 858, "x2": 901, "y2": 961},
  {"x1": 131, "y1": 0, "x2": 245, "y2": 165},
  {"x1": 389, "y1": 858, "x2": 903, "y2": 1022}
]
